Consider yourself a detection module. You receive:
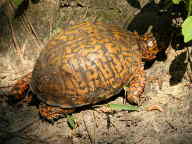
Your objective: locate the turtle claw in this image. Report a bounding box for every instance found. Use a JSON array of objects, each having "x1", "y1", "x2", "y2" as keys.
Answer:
[
  {"x1": 124, "y1": 88, "x2": 140, "y2": 105},
  {"x1": 39, "y1": 104, "x2": 75, "y2": 122},
  {"x1": 126, "y1": 94, "x2": 140, "y2": 105},
  {"x1": 8, "y1": 73, "x2": 32, "y2": 104}
]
